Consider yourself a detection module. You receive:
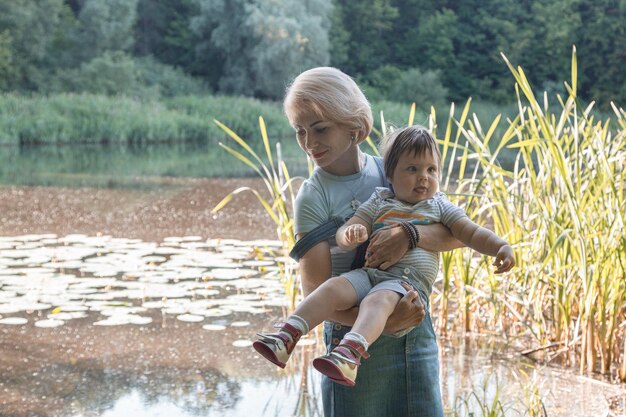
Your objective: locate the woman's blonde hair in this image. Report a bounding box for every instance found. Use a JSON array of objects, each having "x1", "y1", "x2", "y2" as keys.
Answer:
[{"x1": 284, "y1": 67, "x2": 373, "y2": 143}]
